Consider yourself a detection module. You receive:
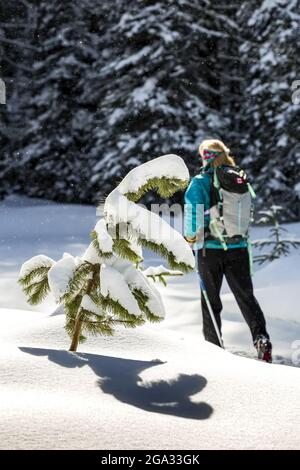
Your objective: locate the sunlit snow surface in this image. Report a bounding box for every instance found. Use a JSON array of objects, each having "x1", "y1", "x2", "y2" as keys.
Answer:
[{"x1": 0, "y1": 195, "x2": 300, "y2": 449}]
